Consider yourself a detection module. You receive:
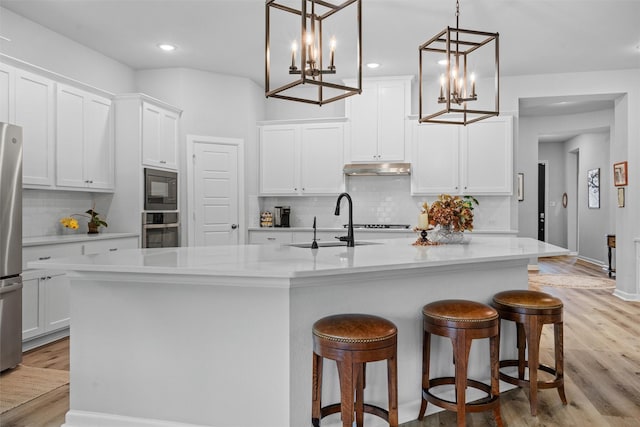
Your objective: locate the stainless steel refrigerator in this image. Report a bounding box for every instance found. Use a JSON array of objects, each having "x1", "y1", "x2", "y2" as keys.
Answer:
[{"x1": 0, "y1": 122, "x2": 23, "y2": 372}]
